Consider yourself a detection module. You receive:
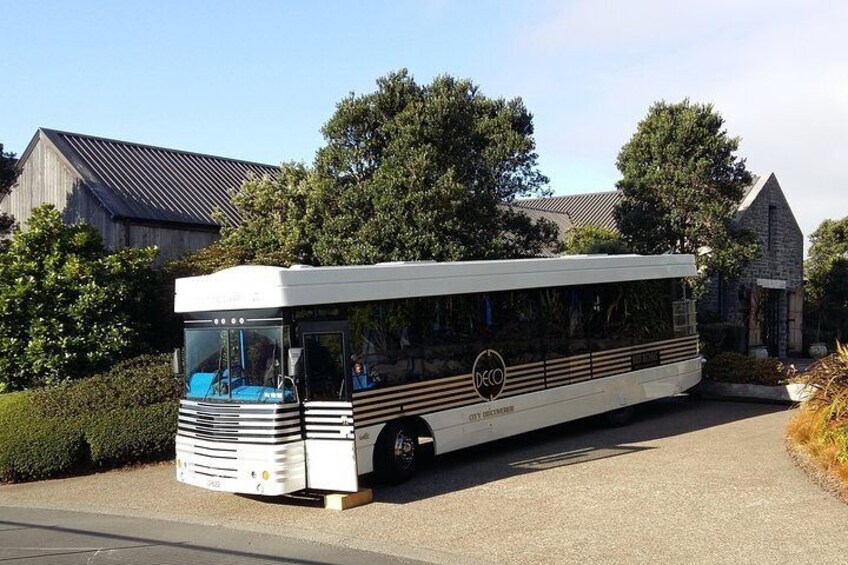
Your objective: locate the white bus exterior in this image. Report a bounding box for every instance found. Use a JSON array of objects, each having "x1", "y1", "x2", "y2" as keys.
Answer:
[{"x1": 174, "y1": 255, "x2": 700, "y2": 495}]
